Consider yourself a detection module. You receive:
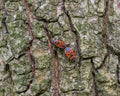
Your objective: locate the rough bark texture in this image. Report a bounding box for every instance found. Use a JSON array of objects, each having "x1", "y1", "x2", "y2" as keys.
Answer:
[{"x1": 0, "y1": 0, "x2": 120, "y2": 96}]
